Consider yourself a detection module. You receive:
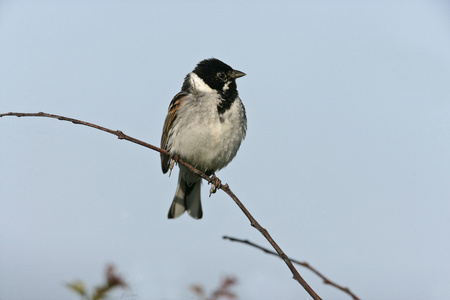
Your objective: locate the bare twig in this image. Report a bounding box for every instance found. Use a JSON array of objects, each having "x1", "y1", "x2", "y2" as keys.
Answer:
[
  {"x1": 1, "y1": 112, "x2": 321, "y2": 299},
  {"x1": 223, "y1": 236, "x2": 360, "y2": 300}
]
